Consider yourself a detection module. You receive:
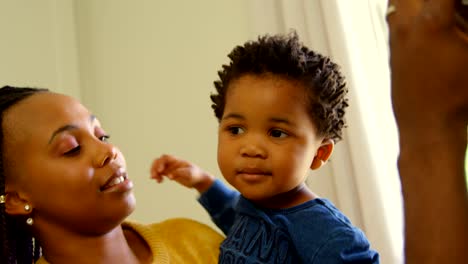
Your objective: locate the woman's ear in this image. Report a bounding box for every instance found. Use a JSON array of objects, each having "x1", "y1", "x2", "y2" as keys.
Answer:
[
  {"x1": 310, "y1": 139, "x2": 334, "y2": 170},
  {"x1": 3, "y1": 190, "x2": 31, "y2": 216}
]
